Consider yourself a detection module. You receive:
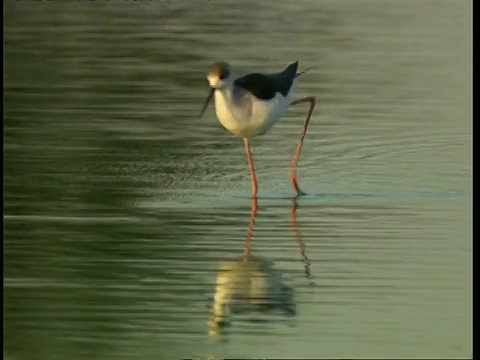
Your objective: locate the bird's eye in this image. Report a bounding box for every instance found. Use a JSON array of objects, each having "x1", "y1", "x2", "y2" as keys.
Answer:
[{"x1": 220, "y1": 70, "x2": 230, "y2": 80}]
